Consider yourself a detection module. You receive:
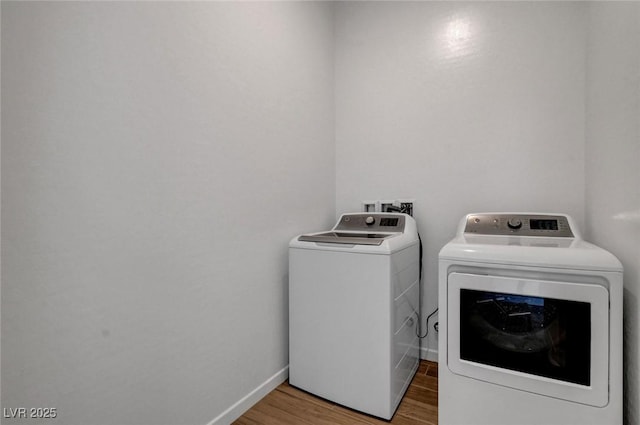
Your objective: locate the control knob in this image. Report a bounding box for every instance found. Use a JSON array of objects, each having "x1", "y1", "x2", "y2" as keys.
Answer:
[
  {"x1": 365, "y1": 216, "x2": 376, "y2": 225},
  {"x1": 507, "y1": 217, "x2": 523, "y2": 230}
]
